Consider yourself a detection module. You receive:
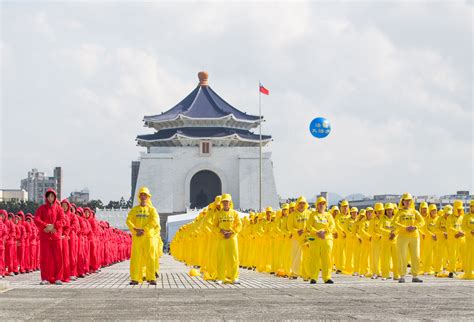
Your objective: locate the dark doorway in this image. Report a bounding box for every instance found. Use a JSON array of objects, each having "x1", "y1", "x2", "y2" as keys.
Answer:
[{"x1": 190, "y1": 170, "x2": 222, "y2": 209}]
